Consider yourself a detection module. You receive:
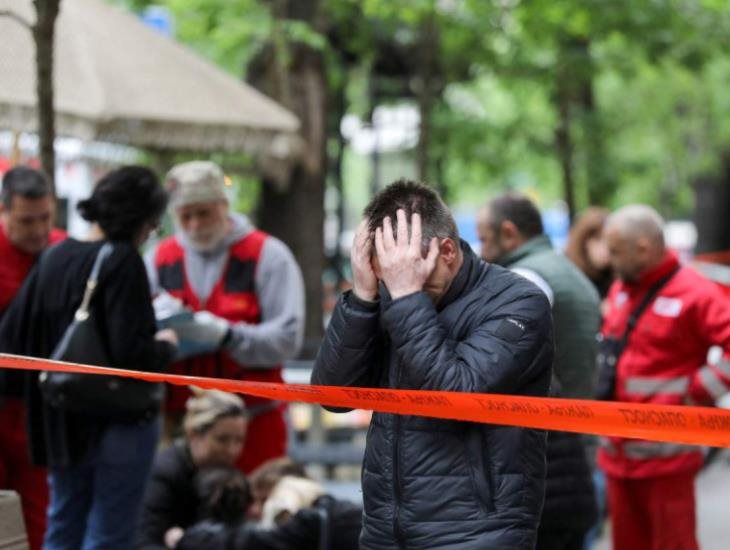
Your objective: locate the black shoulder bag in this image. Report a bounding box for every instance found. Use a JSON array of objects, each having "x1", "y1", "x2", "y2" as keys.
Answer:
[
  {"x1": 594, "y1": 266, "x2": 680, "y2": 401},
  {"x1": 39, "y1": 243, "x2": 163, "y2": 418}
]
